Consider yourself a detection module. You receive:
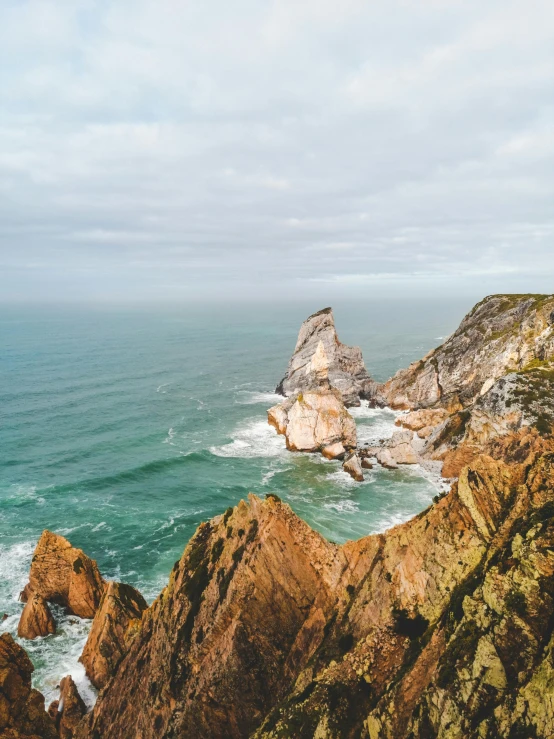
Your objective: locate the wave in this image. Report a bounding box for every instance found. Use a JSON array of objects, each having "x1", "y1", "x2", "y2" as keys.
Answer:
[{"x1": 210, "y1": 419, "x2": 287, "y2": 459}]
